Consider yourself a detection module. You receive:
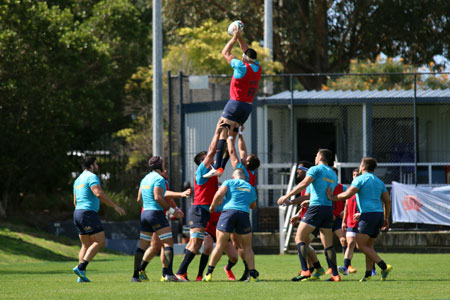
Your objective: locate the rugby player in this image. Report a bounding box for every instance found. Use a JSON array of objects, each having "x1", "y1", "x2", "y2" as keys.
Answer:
[
  {"x1": 174, "y1": 125, "x2": 222, "y2": 281},
  {"x1": 203, "y1": 169, "x2": 259, "y2": 282},
  {"x1": 327, "y1": 157, "x2": 392, "y2": 281},
  {"x1": 131, "y1": 156, "x2": 180, "y2": 282},
  {"x1": 278, "y1": 149, "x2": 342, "y2": 281},
  {"x1": 72, "y1": 156, "x2": 126, "y2": 282},
  {"x1": 203, "y1": 27, "x2": 261, "y2": 179}
]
